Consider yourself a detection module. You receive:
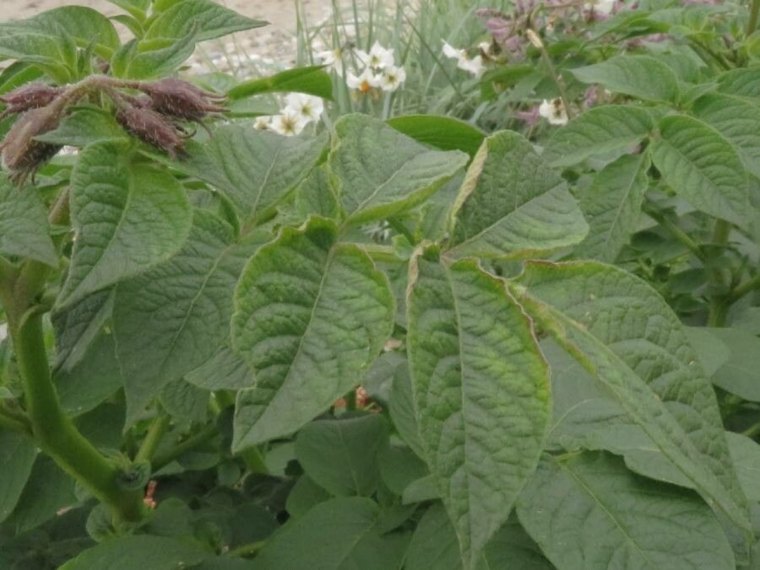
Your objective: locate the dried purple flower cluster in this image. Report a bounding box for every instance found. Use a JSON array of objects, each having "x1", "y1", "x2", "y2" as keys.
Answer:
[{"x1": 0, "y1": 77, "x2": 226, "y2": 185}]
